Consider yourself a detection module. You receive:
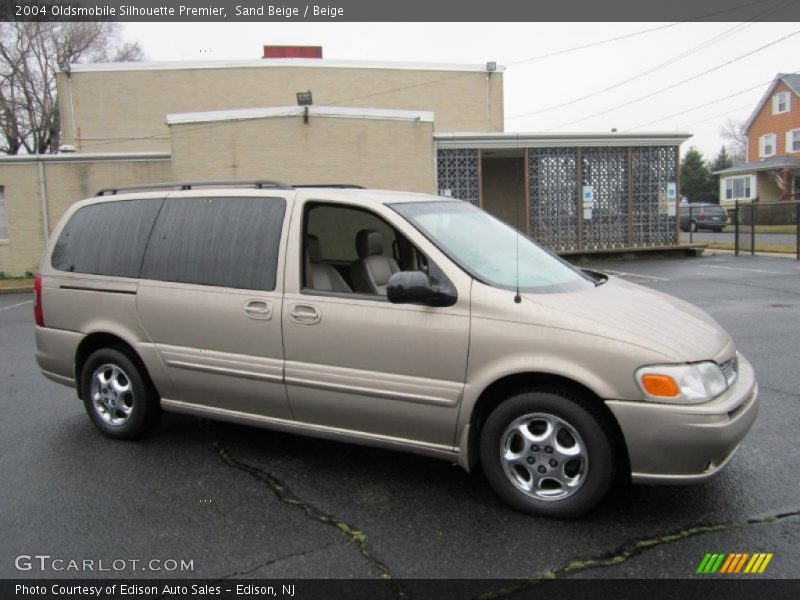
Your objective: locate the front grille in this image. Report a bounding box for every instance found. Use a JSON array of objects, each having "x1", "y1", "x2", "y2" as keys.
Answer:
[{"x1": 720, "y1": 356, "x2": 738, "y2": 386}]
